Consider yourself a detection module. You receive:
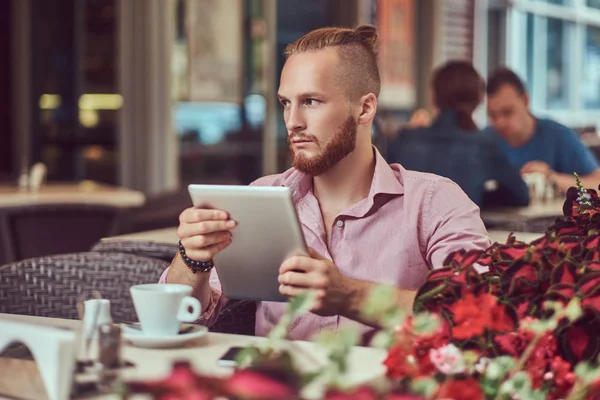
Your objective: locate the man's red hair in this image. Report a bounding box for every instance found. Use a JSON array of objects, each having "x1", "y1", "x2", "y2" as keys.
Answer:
[{"x1": 284, "y1": 25, "x2": 381, "y2": 99}]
